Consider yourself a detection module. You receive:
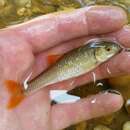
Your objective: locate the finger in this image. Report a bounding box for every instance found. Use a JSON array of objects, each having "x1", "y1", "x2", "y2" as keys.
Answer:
[
  {"x1": 108, "y1": 25, "x2": 130, "y2": 48},
  {"x1": 10, "y1": 6, "x2": 127, "y2": 53},
  {"x1": 31, "y1": 25, "x2": 130, "y2": 91},
  {"x1": 51, "y1": 92, "x2": 123, "y2": 130}
]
